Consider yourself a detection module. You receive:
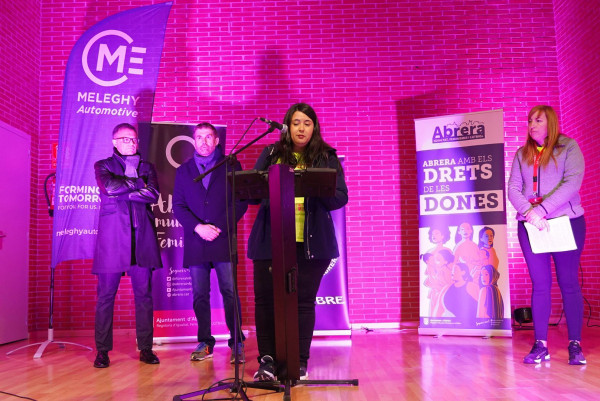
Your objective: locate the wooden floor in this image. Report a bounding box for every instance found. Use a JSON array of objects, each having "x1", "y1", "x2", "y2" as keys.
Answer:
[{"x1": 1, "y1": 324, "x2": 600, "y2": 401}]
